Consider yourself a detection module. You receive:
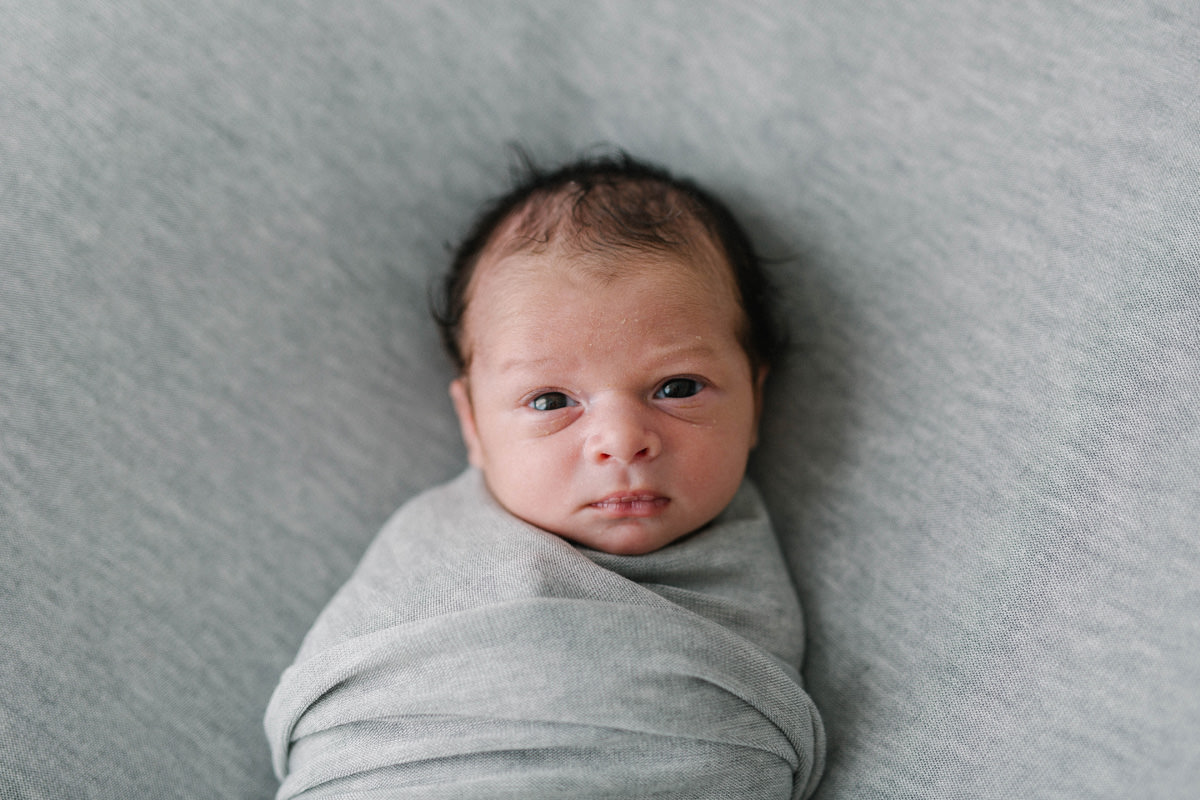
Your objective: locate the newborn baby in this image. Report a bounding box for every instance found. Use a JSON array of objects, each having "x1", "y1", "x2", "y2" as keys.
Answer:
[{"x1": 265, "y1": 154, "x2": 825, "y2": 799}]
